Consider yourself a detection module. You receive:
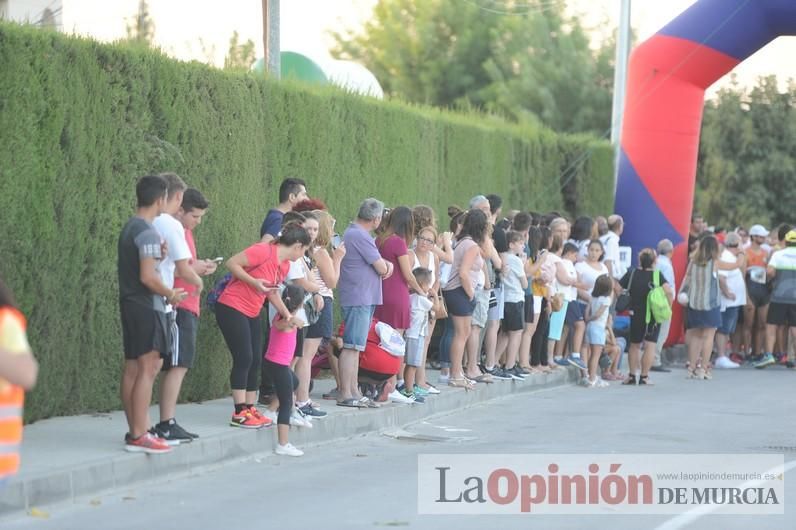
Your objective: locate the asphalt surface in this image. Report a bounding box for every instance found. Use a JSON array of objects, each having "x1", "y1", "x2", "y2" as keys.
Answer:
[{"x1": 4, "y1": 366, "x2": 796, "y2": 529}]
